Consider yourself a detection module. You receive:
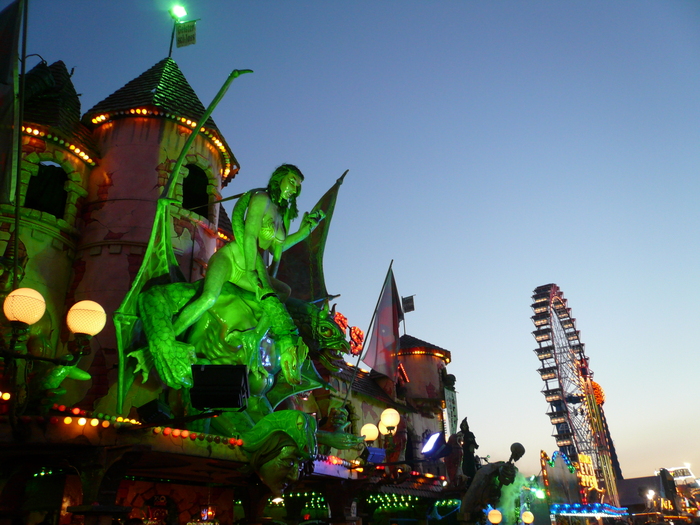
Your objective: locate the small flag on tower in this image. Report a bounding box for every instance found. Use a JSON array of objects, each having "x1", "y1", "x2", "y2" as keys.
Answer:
[
  {"x1": 401, "y1": 295, "x2": 415, "y2": 313},
  {"x1": 176, "y1": 20, "x2": 197, "y2": 48}
]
